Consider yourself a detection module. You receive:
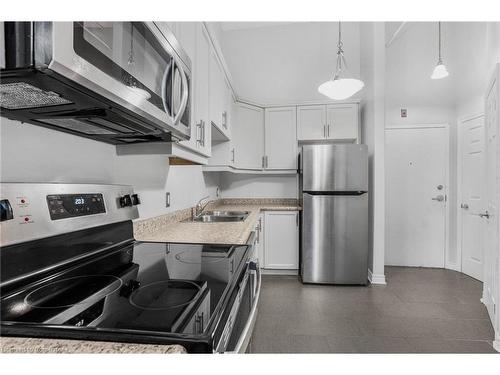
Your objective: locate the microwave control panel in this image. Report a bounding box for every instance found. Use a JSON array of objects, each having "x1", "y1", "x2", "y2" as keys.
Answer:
[{"x1": 47, "y1": 193, "x2": 106, "y2": 220}]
